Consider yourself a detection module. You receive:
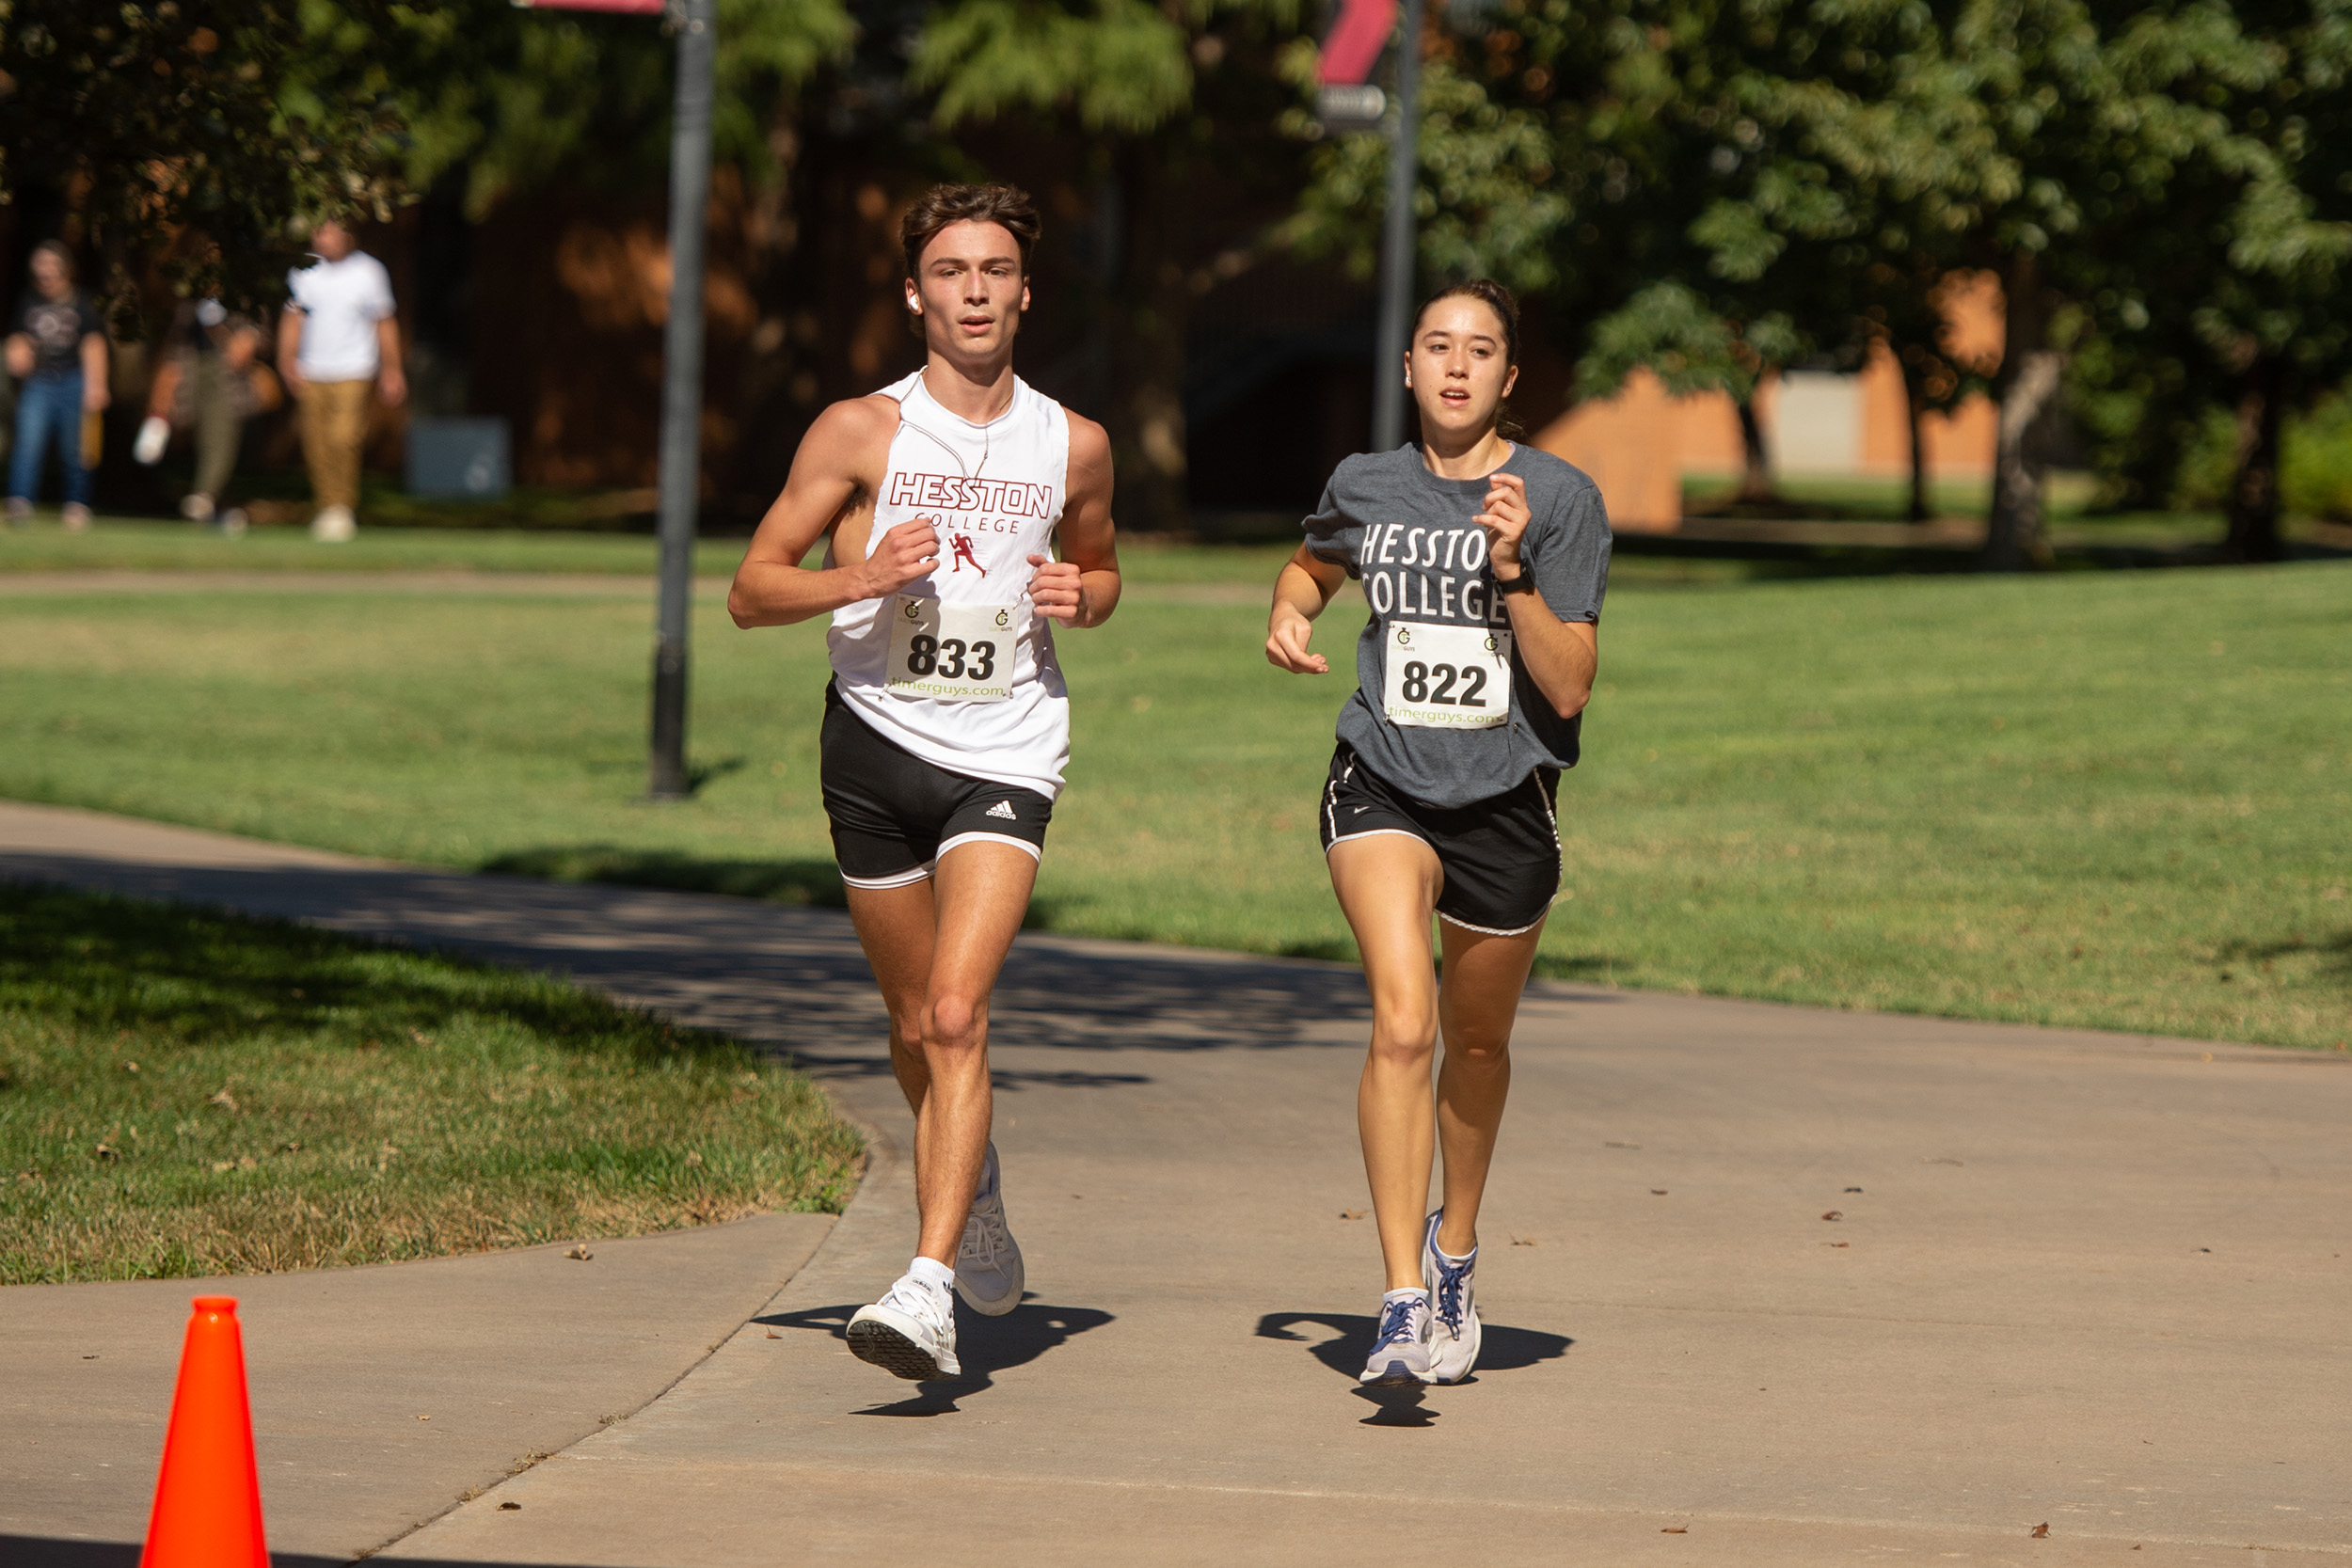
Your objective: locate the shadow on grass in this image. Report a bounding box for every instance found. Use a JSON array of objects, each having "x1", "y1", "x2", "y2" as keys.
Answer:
[
  {"x1": 481, "y1": 846, "x2": 1074, "y2": 930},
  {"x1": 1610, "y1": 525, "x2": 2352, "y2": 578},
  {"x1": 0, "y1": 878, "x2": 754, "y2": 1069},
  {"x1": 2215, "y1": 927, "x2": 2352, "y2": 983}
]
